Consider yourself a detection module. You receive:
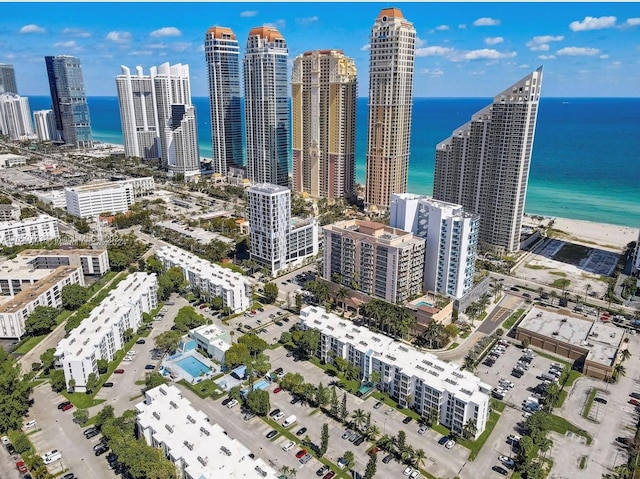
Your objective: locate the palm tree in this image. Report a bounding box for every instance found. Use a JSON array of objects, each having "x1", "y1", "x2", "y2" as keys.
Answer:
[
  {"x1": 351, "y1": 408, "x2": 367, "y2": 431},
  {"x1": 614, "y1": 363, "x2": 627, "y2": 380},
  {"x1": 584, "y1": 283, "x2": 592, "y2": 303},
  {"x1": 377, "y1": 434, "x2": 394, "y2": 453},
  {"x1": 413, "y1": 448, "x2": 427, "y2": 470},
  {"x1": 550, "y1": 290, "x2": 558, "y2": 306},
  {"x1": 462, "y1": 418, "x2": 477, "y2": 440},
  {"x1": 463, "y1": 355, "x2": 477, "y2": 373},
  {"x1": 401, "y1": 445, "x2": 415, "y2": 464},
  {"x1": 621, "y1": 349, "x2": 631, "y2": 362},
  {"x1": 366, "y1": 424, "x2": 381, "y2": 441},
  {"x1": 336, "y1": 286, "x2": 349, "y2": 310}
]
